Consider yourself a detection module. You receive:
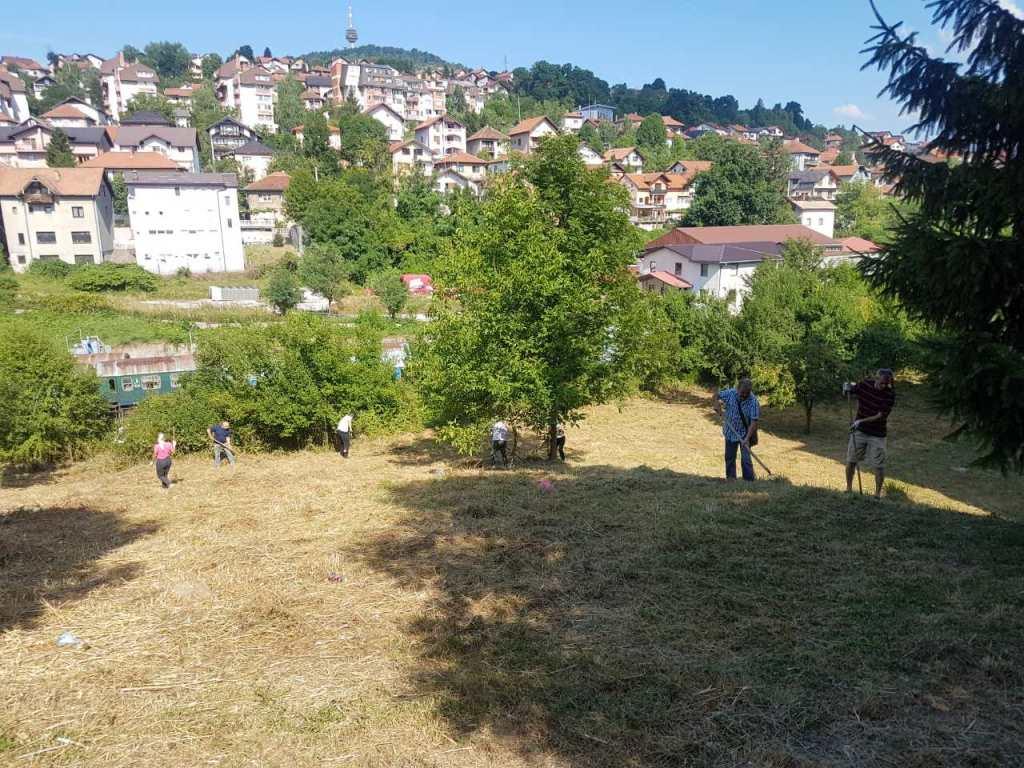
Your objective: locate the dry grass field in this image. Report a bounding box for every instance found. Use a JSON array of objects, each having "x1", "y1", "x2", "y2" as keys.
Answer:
[{"x1": 2, "y1": 386, "x2": 1023, "y2": 767}]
